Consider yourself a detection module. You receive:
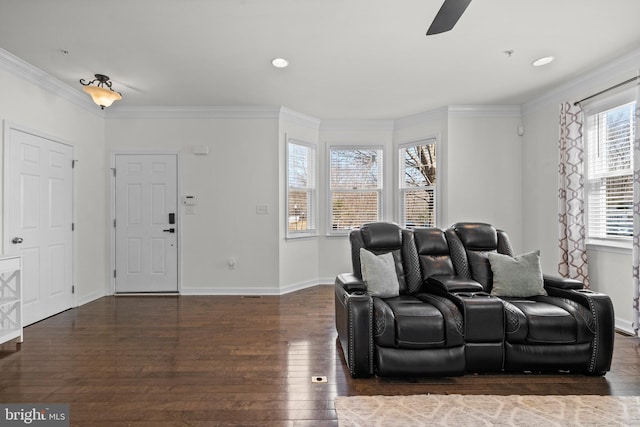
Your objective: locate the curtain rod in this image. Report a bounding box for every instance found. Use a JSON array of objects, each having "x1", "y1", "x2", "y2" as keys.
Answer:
[{"x1": 573, "y1": 75, "x2": 639, "y2": 106}]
